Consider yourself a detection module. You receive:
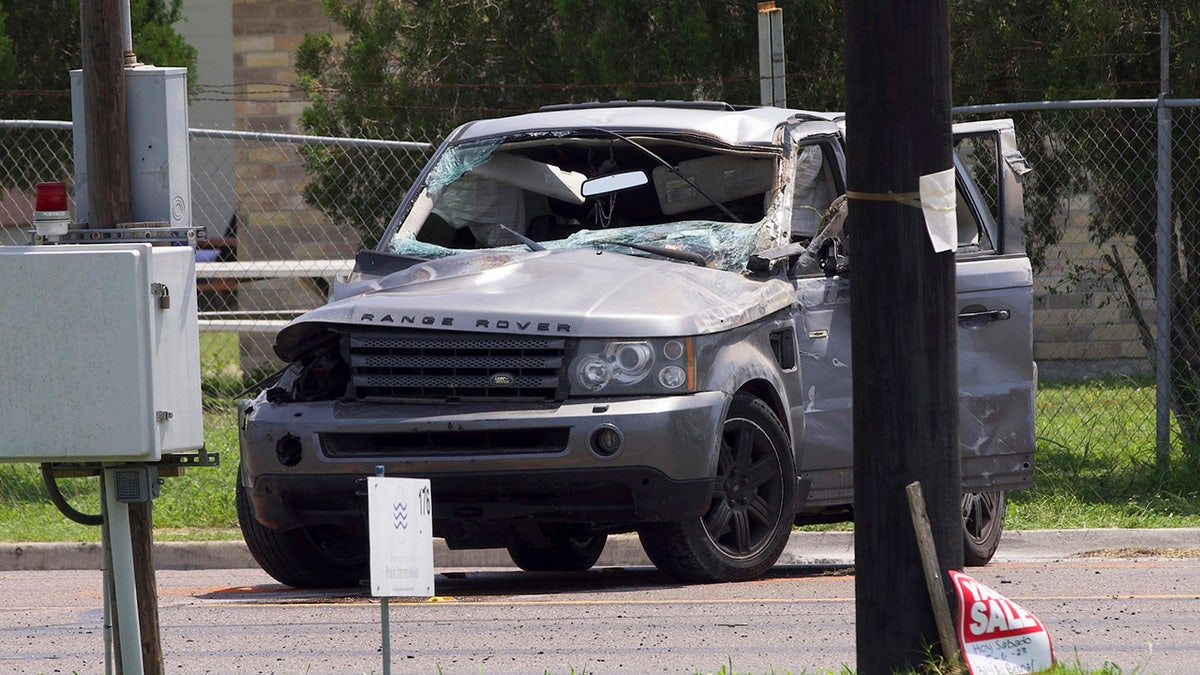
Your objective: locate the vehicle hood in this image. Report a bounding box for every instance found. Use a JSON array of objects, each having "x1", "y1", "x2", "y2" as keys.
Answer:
[{"x1": 274, "y1": 248, "x2": 793, "y2": 360}]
